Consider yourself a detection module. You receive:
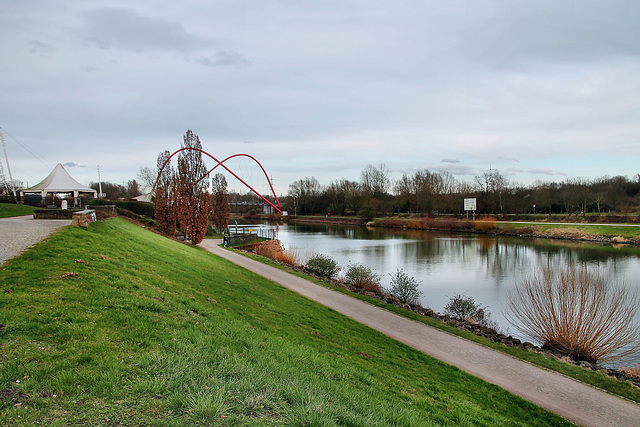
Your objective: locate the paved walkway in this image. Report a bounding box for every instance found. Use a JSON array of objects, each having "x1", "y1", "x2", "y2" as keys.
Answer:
[
  {"x1": 199, "y1": 240, "x2": 640, "y2": 427},
  {"x1": 0, "y1": 215, "x2": 71, "y2": 264}
]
